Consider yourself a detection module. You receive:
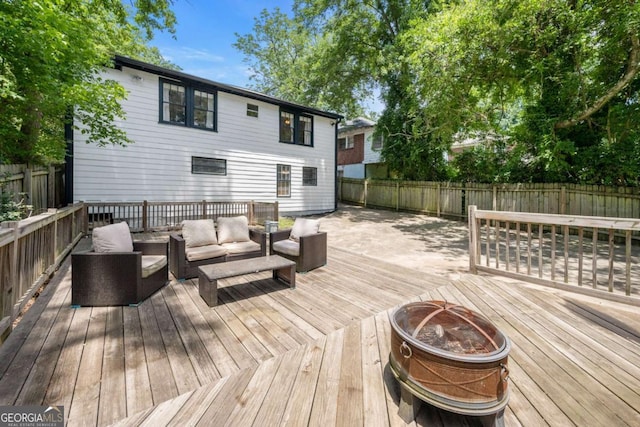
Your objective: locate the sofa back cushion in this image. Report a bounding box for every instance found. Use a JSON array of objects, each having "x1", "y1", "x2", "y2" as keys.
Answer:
[
  {"x1": 92, "y1": 221, "x2": 133, "y2": 253},
  {"x1": 290, "y1": 218, "x2": 320, "y2": 242},
  {"x1": 217, "y1": 215, "x2": 250, "y2": 244},
  {"x1": 182, "y1": 219, "x2": 218, "y2": 248}
]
